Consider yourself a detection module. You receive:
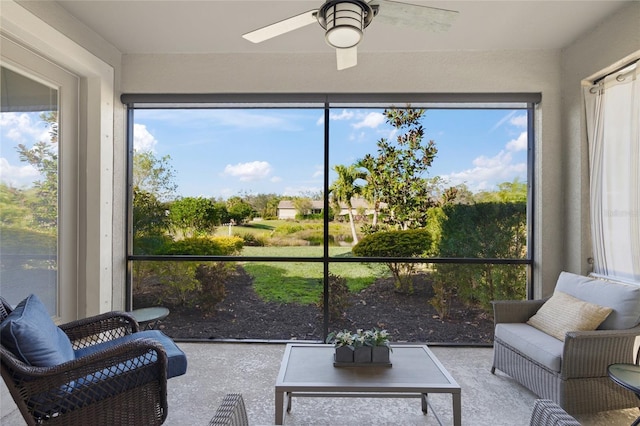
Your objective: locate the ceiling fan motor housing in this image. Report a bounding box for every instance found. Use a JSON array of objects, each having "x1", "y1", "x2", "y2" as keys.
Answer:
[{"x1": 318, "y1": 0, "x2": 375, "y2": 48}]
